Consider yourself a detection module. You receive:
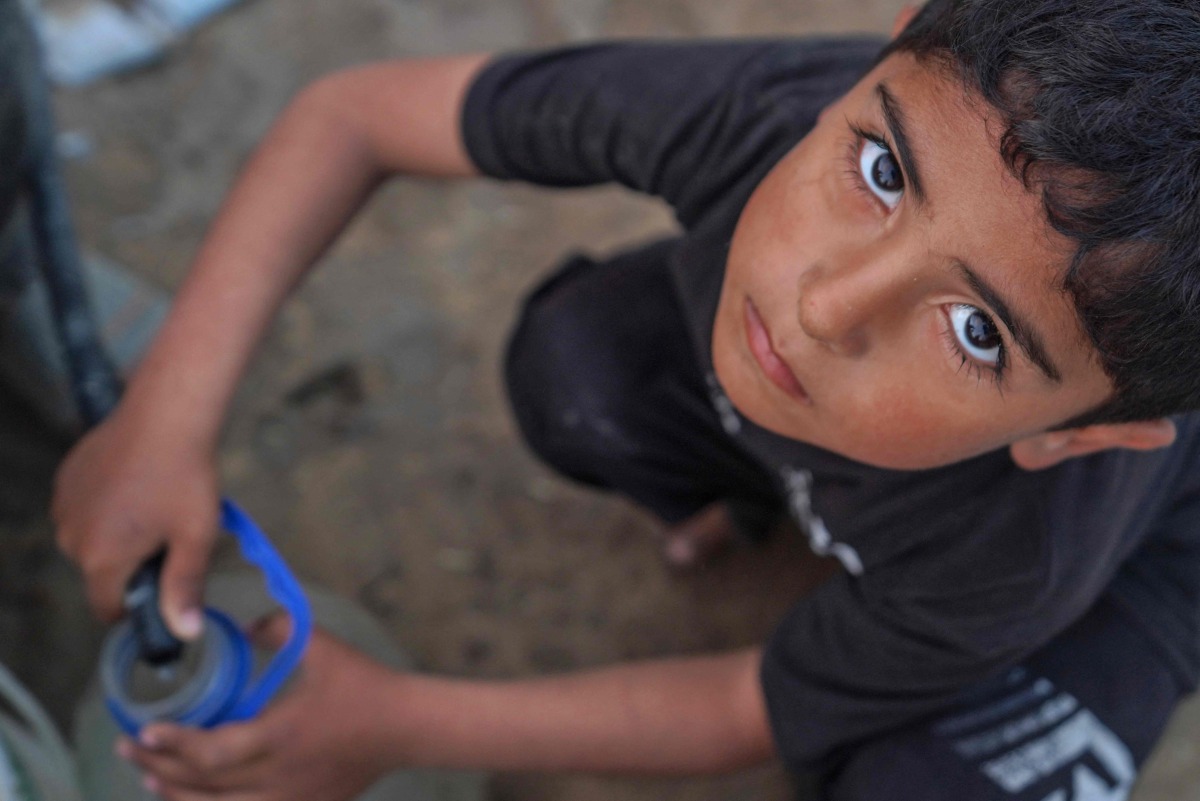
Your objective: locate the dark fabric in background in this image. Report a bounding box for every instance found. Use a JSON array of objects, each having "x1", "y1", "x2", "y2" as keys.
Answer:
[{"x1": 0, "y1": 0, "x2": 36, "y2": 294}]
